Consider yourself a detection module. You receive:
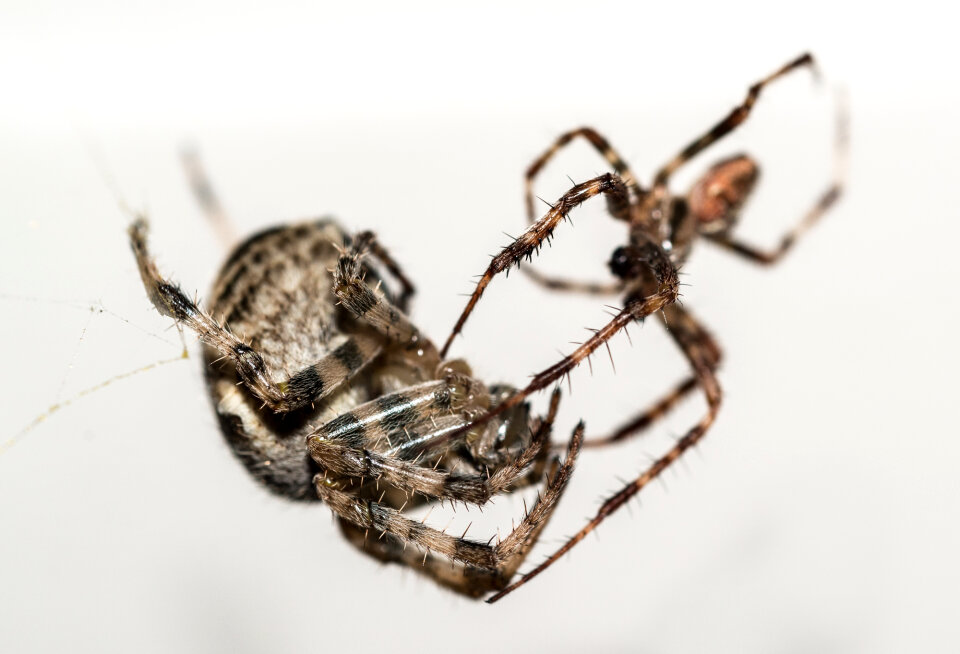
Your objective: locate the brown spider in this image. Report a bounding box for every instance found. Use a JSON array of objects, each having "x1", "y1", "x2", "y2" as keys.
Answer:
[
  {"x1": 439, "y1": 52, "x2": 847, "y2": 602},
  {"x1": 129, "y1": 154, "x2": 584, "y2": 600}
]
